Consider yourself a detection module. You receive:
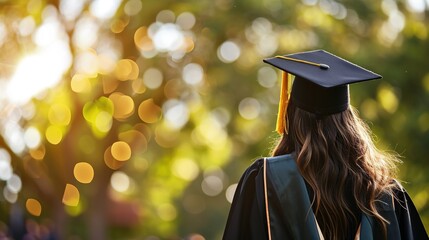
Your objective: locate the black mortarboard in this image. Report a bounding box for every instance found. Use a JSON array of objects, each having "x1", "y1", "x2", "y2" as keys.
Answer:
[{"x1": 263, "y1": 49, "x2": 382, "y2": 134}]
